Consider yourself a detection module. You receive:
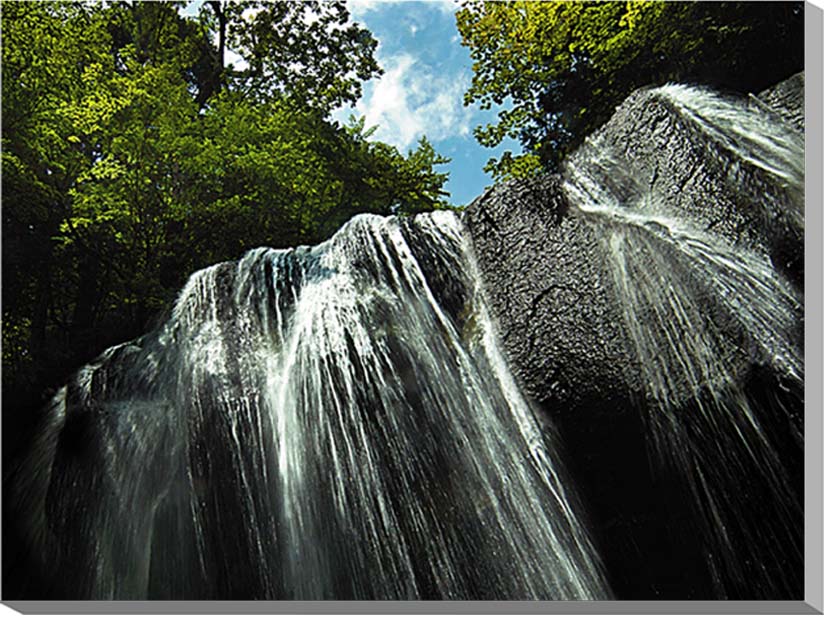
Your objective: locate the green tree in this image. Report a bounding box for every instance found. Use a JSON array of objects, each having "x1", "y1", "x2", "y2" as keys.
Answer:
[
  {"x1": 174, "y1": 94, "x2": 449, "y2": 267},
  {"x1": 2, "y1": 1, "x2": 116, "y2": 387},
  {"x1": 196, "y1": 1, "x2": 382, "y2": 111},
  {"x1": 62, "y1": 46, "x2": 204, "y2": 329},
  {"x1": 456, "y1": 1, "x2": 804, "y2": 179},
  {"x1": 1, "y1": 0, "x2": 450, "y2": 425}
]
